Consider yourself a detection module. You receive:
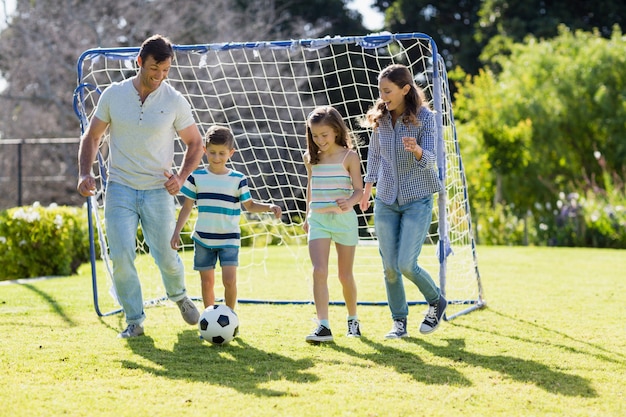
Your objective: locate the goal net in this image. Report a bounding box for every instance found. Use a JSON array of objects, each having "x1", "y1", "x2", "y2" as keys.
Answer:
[{"x1": 74, "y1": 32, "x2": 484, "y2": 319}]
